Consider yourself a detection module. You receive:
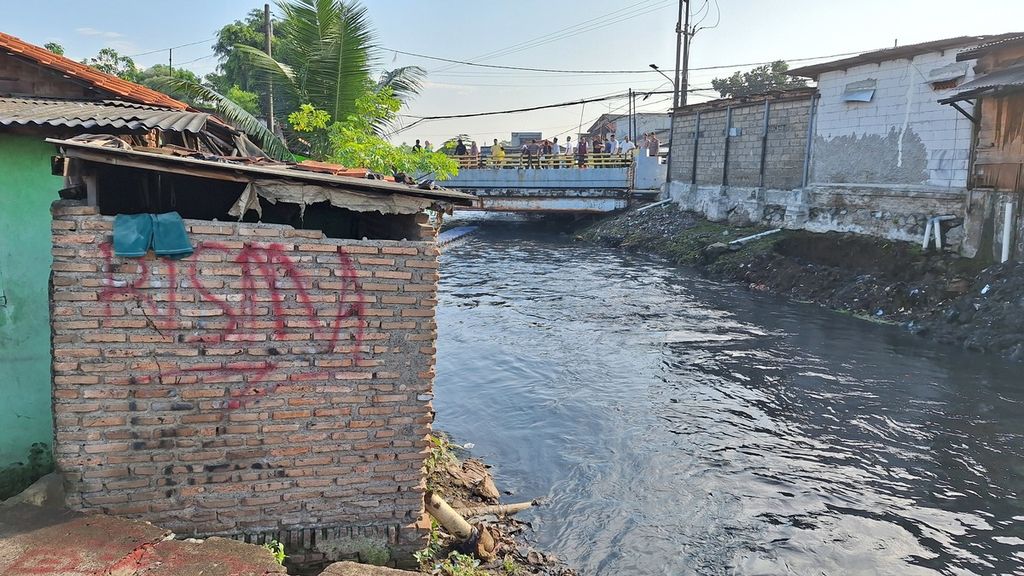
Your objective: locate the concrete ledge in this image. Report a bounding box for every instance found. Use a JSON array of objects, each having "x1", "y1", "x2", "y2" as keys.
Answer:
[{"x1": 321, "y1": 561, "x2": 419, "y2": 575}]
